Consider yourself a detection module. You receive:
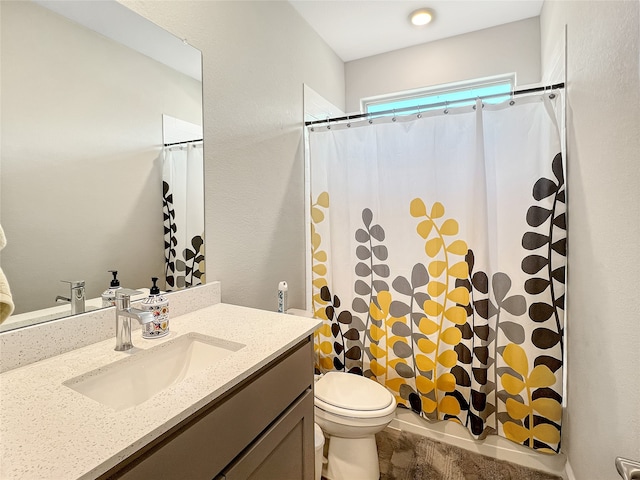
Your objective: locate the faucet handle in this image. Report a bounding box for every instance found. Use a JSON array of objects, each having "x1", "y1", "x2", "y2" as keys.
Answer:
[
  {"x1": 115, "y1": 291, "x2": 131, "y2": 310},
  {"x1": 61, "y1": 280, "x2": 85, "y2": 288}
]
